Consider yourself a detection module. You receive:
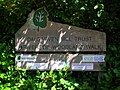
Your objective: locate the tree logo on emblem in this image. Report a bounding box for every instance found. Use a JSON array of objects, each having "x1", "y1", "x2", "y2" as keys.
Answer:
[{"x1": 33, "y1": 8, "x2": 48, "y2": 31}]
